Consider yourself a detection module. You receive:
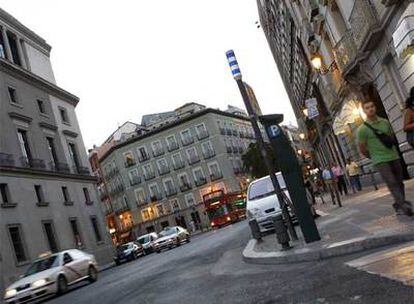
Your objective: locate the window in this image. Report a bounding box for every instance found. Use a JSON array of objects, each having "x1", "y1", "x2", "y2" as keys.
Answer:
[
  {"x1": 208, "y1": 162, "x2": 222, "y2": 179},
  {"x1": 69, "y1": 218, "x2": 83, "y2": 247},
  {"x1": 7, "y1": 32, "x2": 21, "y2": 66},
  {"x1": 151, "y1": 140, "x2": 164, "y2": 156},
  {"x1": 68, "y1": 143, "x2": 80, "y2": 172},
  {"x1": 166, "y1": 135, "x2": 178, "y2": 151},
  {"x1": 178, "y1": 173, "x2": 191, "y2": 188},
  {"x1": 128, "y1": 169, "x2": 141, "y2": 186},
  {"x1": 123, "y1": 151, "x2": 135, "y2": 167},
  {"x1": 37, "y1": 99, "x2": 46, "y2": 114},
  {"x1": 135, "y1": 188, "x2": 147, "y2": 206},
  {"x1": 0, "y1": 30, "x2": 5, "y2": 58},
  {"x1": 196, "y1": 123, "x2": 208, "y2": 139},
  {"x1": 17, "y1": 129, "x2": 32, "y2": 162},
  {"x1": 143, "y1": 164, "x2": 155, "y2": 180},
  {"x1": 137, "y1": 146, "x2": 150, "y2": 161},
  {"x1": 172, "y1": 153, "x2": 184, "y2": 169},
  {"x1": 46, "y1": 137, "x2": 58, "y2": 167},
  {"x1": 0, "y1": 183, "x2": 11, "y2": 205},
  {"x1": 122, "y1": 195, "x2": 130, "y2": 209},
  {"x1": 157, "y1": 158, "x2": 169, "y2": 174},
  {"x1": 7, "y1": 87, "x2": 18, "y2": 103},
  {"x1": 149, "y1": 184, "x2": 161, "y2": 201},
  {"x1": 43, "y1": 222, "x2": 58, "y2": 253},
  {"x1": 90, "y1": 216, "x2": 102, "y2": 242},
  {"x1": 163, "y1": 179, "x2": 176, "y2": 196},
  {"x1": 193, "y1": 167, "x2": 206, "y2": 185},
  {"x1": 59, "y1": 107, "x2": 69, "y2": 124},
  {"x1": 61, "y1": 186, "x2": 71, "y2": 203},
  {"x1": 180, "y1": 129, "x2": 193, "y2": 145},
  {"x1": 34, "y1": 185, "x2": 45, "y2": 203},
  {"x1": 186, "y1": 147, "x2": 199, "y2": 164},
  {"x1": 170, "y1": 199, "x2": 180, "y2": 212},
  {"x1": 8, "y1": 225, "x2": 27, "y2": 263},
  {"x1": 201, "y1": 141, "x2": 215, "y2": 158},
  {"x1": 156, "y1": 204, "x2": 164, "y2": 216},
  {"x1": 184, "y1": 193, "x2": 196, "y2": 206},
  {"x1": 83, "y1": 187, "x2": 92, "y2": 204}
]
